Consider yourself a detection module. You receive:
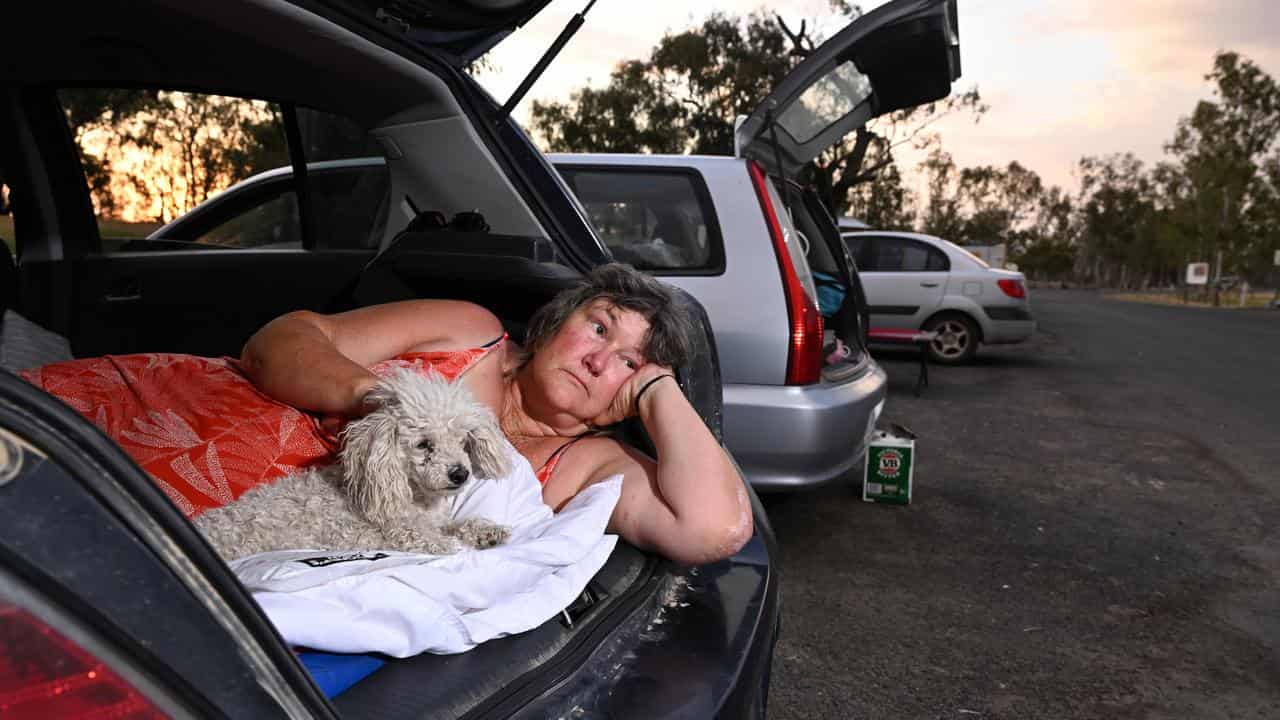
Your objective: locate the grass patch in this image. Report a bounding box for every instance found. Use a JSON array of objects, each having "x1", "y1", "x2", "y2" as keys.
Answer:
[{"x1": 1108, "y1": 289, "x2": 1279, "y2": 309}]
